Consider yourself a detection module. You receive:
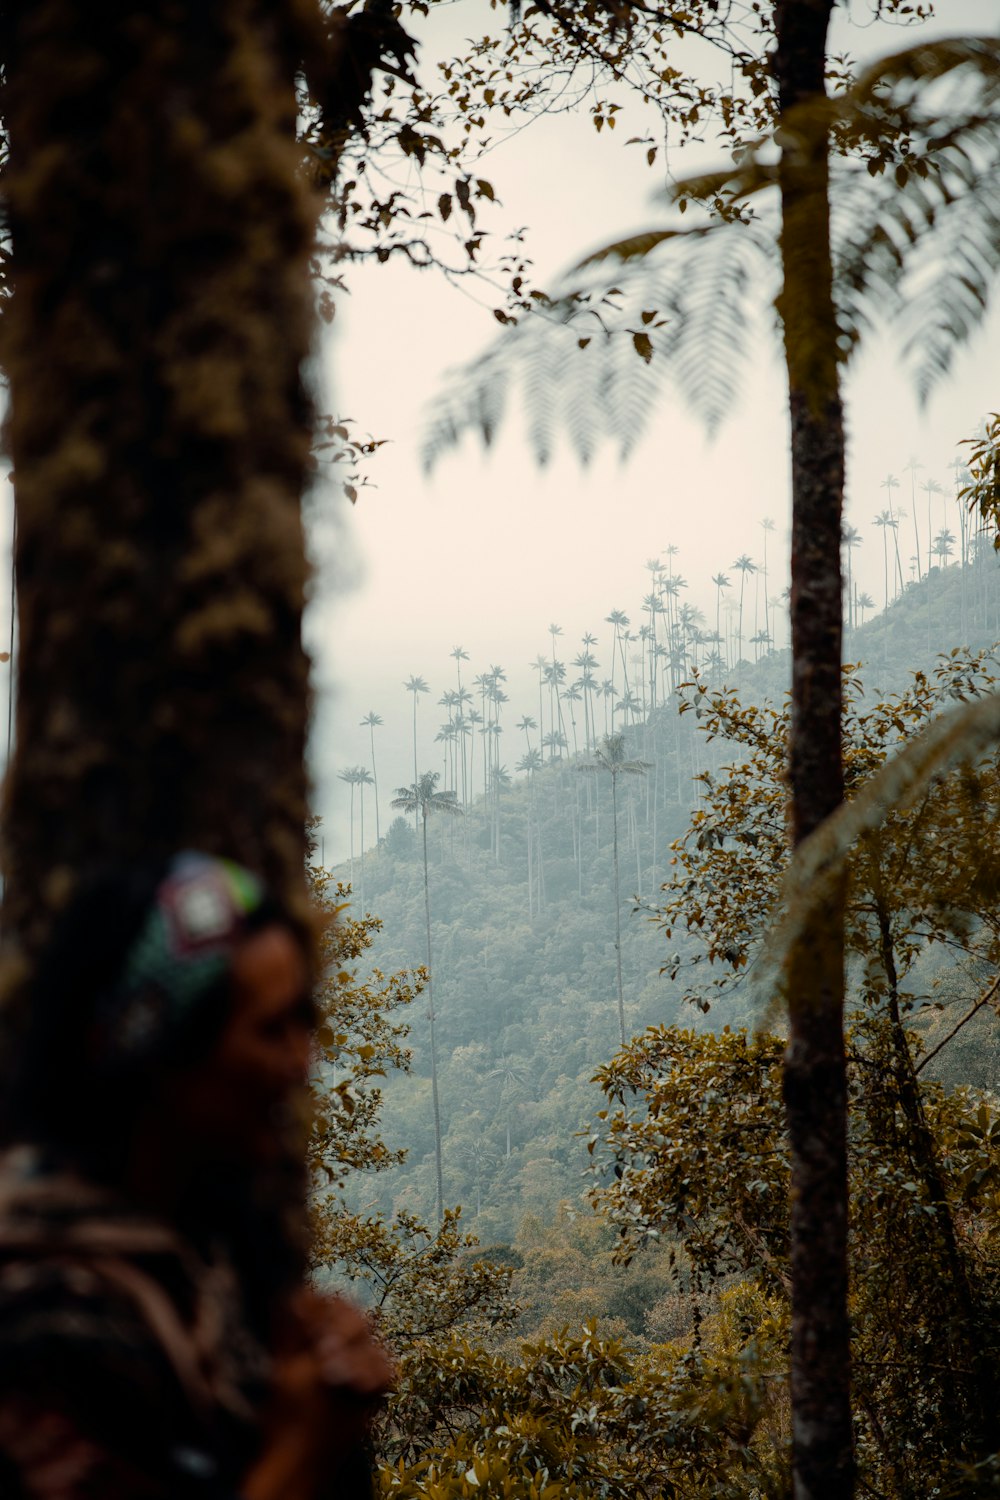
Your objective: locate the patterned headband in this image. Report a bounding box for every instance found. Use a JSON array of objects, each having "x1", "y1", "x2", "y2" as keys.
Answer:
[{"x1": 96, "y1": 851, "x2": 265, "y2": 1068}]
